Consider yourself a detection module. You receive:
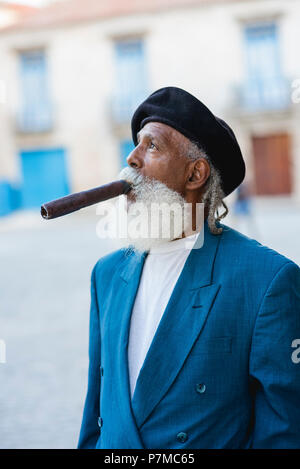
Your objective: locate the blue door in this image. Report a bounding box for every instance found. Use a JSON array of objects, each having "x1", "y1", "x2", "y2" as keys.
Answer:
[
  {"x1": 0, "y1": 181, "x2": 21, "y2": 217},
  {"x1": 20, "y1": 148, "x2": 70, "y2": 208},
  {"x1": 120, "y1": 140, "x2": 135, "y2": 169},
  {"x1": 0, "y1": 181, "x2": 13, "y2": 216}
]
